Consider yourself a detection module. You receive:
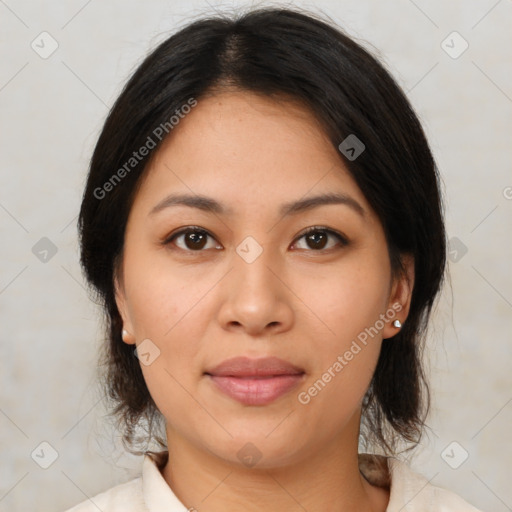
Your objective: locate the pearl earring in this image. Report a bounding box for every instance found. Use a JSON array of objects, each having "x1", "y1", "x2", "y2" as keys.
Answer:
[
  {"x1": 122, "y1": 329, "x2": 129, "y2": 341},
  {"x1": 393, "y1": 320, "x2": 402, "y2": 328}
]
